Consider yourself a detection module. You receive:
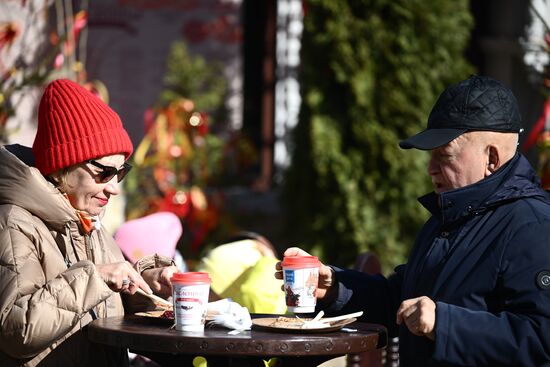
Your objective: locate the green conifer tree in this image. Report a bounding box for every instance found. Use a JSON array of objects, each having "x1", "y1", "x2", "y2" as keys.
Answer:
[{"x1": 282, "y1": 0, "x2": 474, "y2": 271}]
